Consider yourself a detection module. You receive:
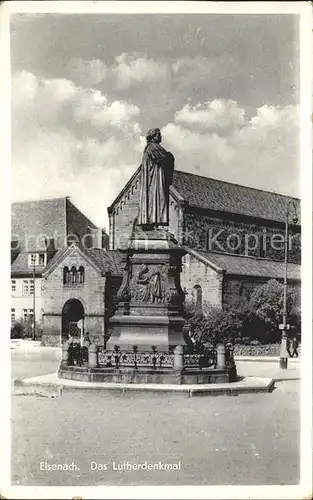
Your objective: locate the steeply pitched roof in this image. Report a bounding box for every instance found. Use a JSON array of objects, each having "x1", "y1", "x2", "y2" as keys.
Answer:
[
  {"x1": 42, "y1": 245, "x2": 123, "y2": 277},
  {"x1": 11, "y1": 198, "x2": 67, "y2": 251},
  {"x1": 108, "y1": 167, "x2": 300, "y2": 225},
  {"x1": 11, "y1": 197, "x2": 98, "y2": 252},
  {"x1": 85, "y1": 248, "x2": 123, "y2": 276},
  {"x1": 189, "y1": 249, "x2": 300, "y2": 280},
  {"x1": 11, "y1": 252, "x2": 45, "y2": 277},
  {"x1": 172, "y1": 170, "x2": 300, "y2": 225}
]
